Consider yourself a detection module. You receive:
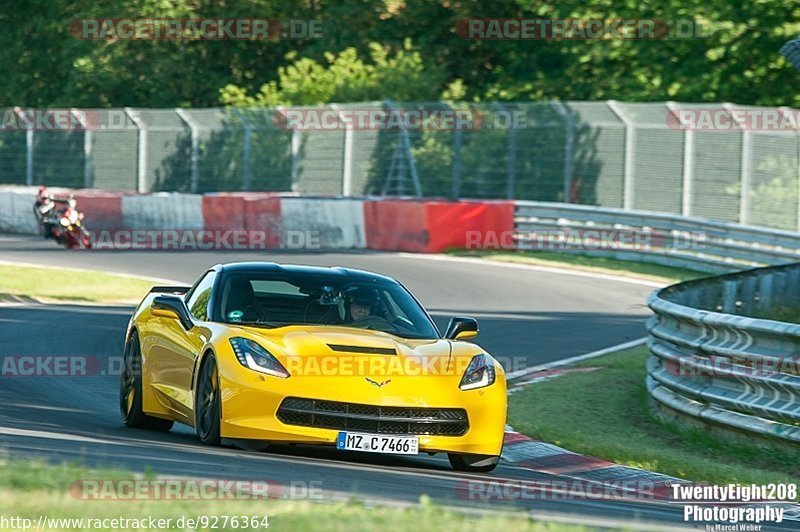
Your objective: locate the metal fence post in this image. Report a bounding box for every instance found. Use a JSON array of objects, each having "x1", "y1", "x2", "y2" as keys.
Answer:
[
  {"x1": 607, "y1": 100, "x2": 635, "y2": 210},
  {"x1": 788, "y1": 106, "x2": 800, "y2": 231},
  {"x1": 73, "y1": 108, "x2": 93, "y2": 188},
  {"x1": 666, "y1": 102, "x2": 694, "y2": 216},
  {"x1": 232, "y1": 108, "x2": 252, "y2": 191},
  {"x1": 291, "y1": 127, "x2": 301, "y2": 193},
  {"x1": 331, "y1": 104, "x2": 353, "y2": 196},
  {"x1": 16, "y1": 107, "x2": 35, "y2": 185},
  {"x1": 504, "y1": 104, "x2": 517, "y2": 199},
  {"x1": 550, "y1": 102, "x2": 575, "y2": 203},
  {"x1": 124, "y1": 108, "x2": 147, "y2": 193},
  {"x1": 175, "y1": 109, "x2": 199, "y2": 193},
  {"x1": 724, "y1": 103, "x2": 750, "y2": 225},
  {"x1": 452, "y1": 127, "x2": 462, "y2": 199}
]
